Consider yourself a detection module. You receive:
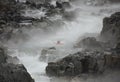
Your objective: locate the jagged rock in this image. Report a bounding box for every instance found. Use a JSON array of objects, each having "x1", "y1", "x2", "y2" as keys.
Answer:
[
  {"x1": 46, "y1": 49, "x2": 120, "y2": 77},
  {"x1": 101, "y1": 12, "x2": 120, "y2": 47},
  {"x1": 46, "y1": 51, "x2": 105, "y2": 76},
  {"x1": 0, "y1": 47, "x2": 34, "y2": 82},
  {"x1": 0, "y1": 47, "x2": 7, "y2": 64},
  {"x1": 0, "y1": 63, "x2": 34, "y2": 82}
]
